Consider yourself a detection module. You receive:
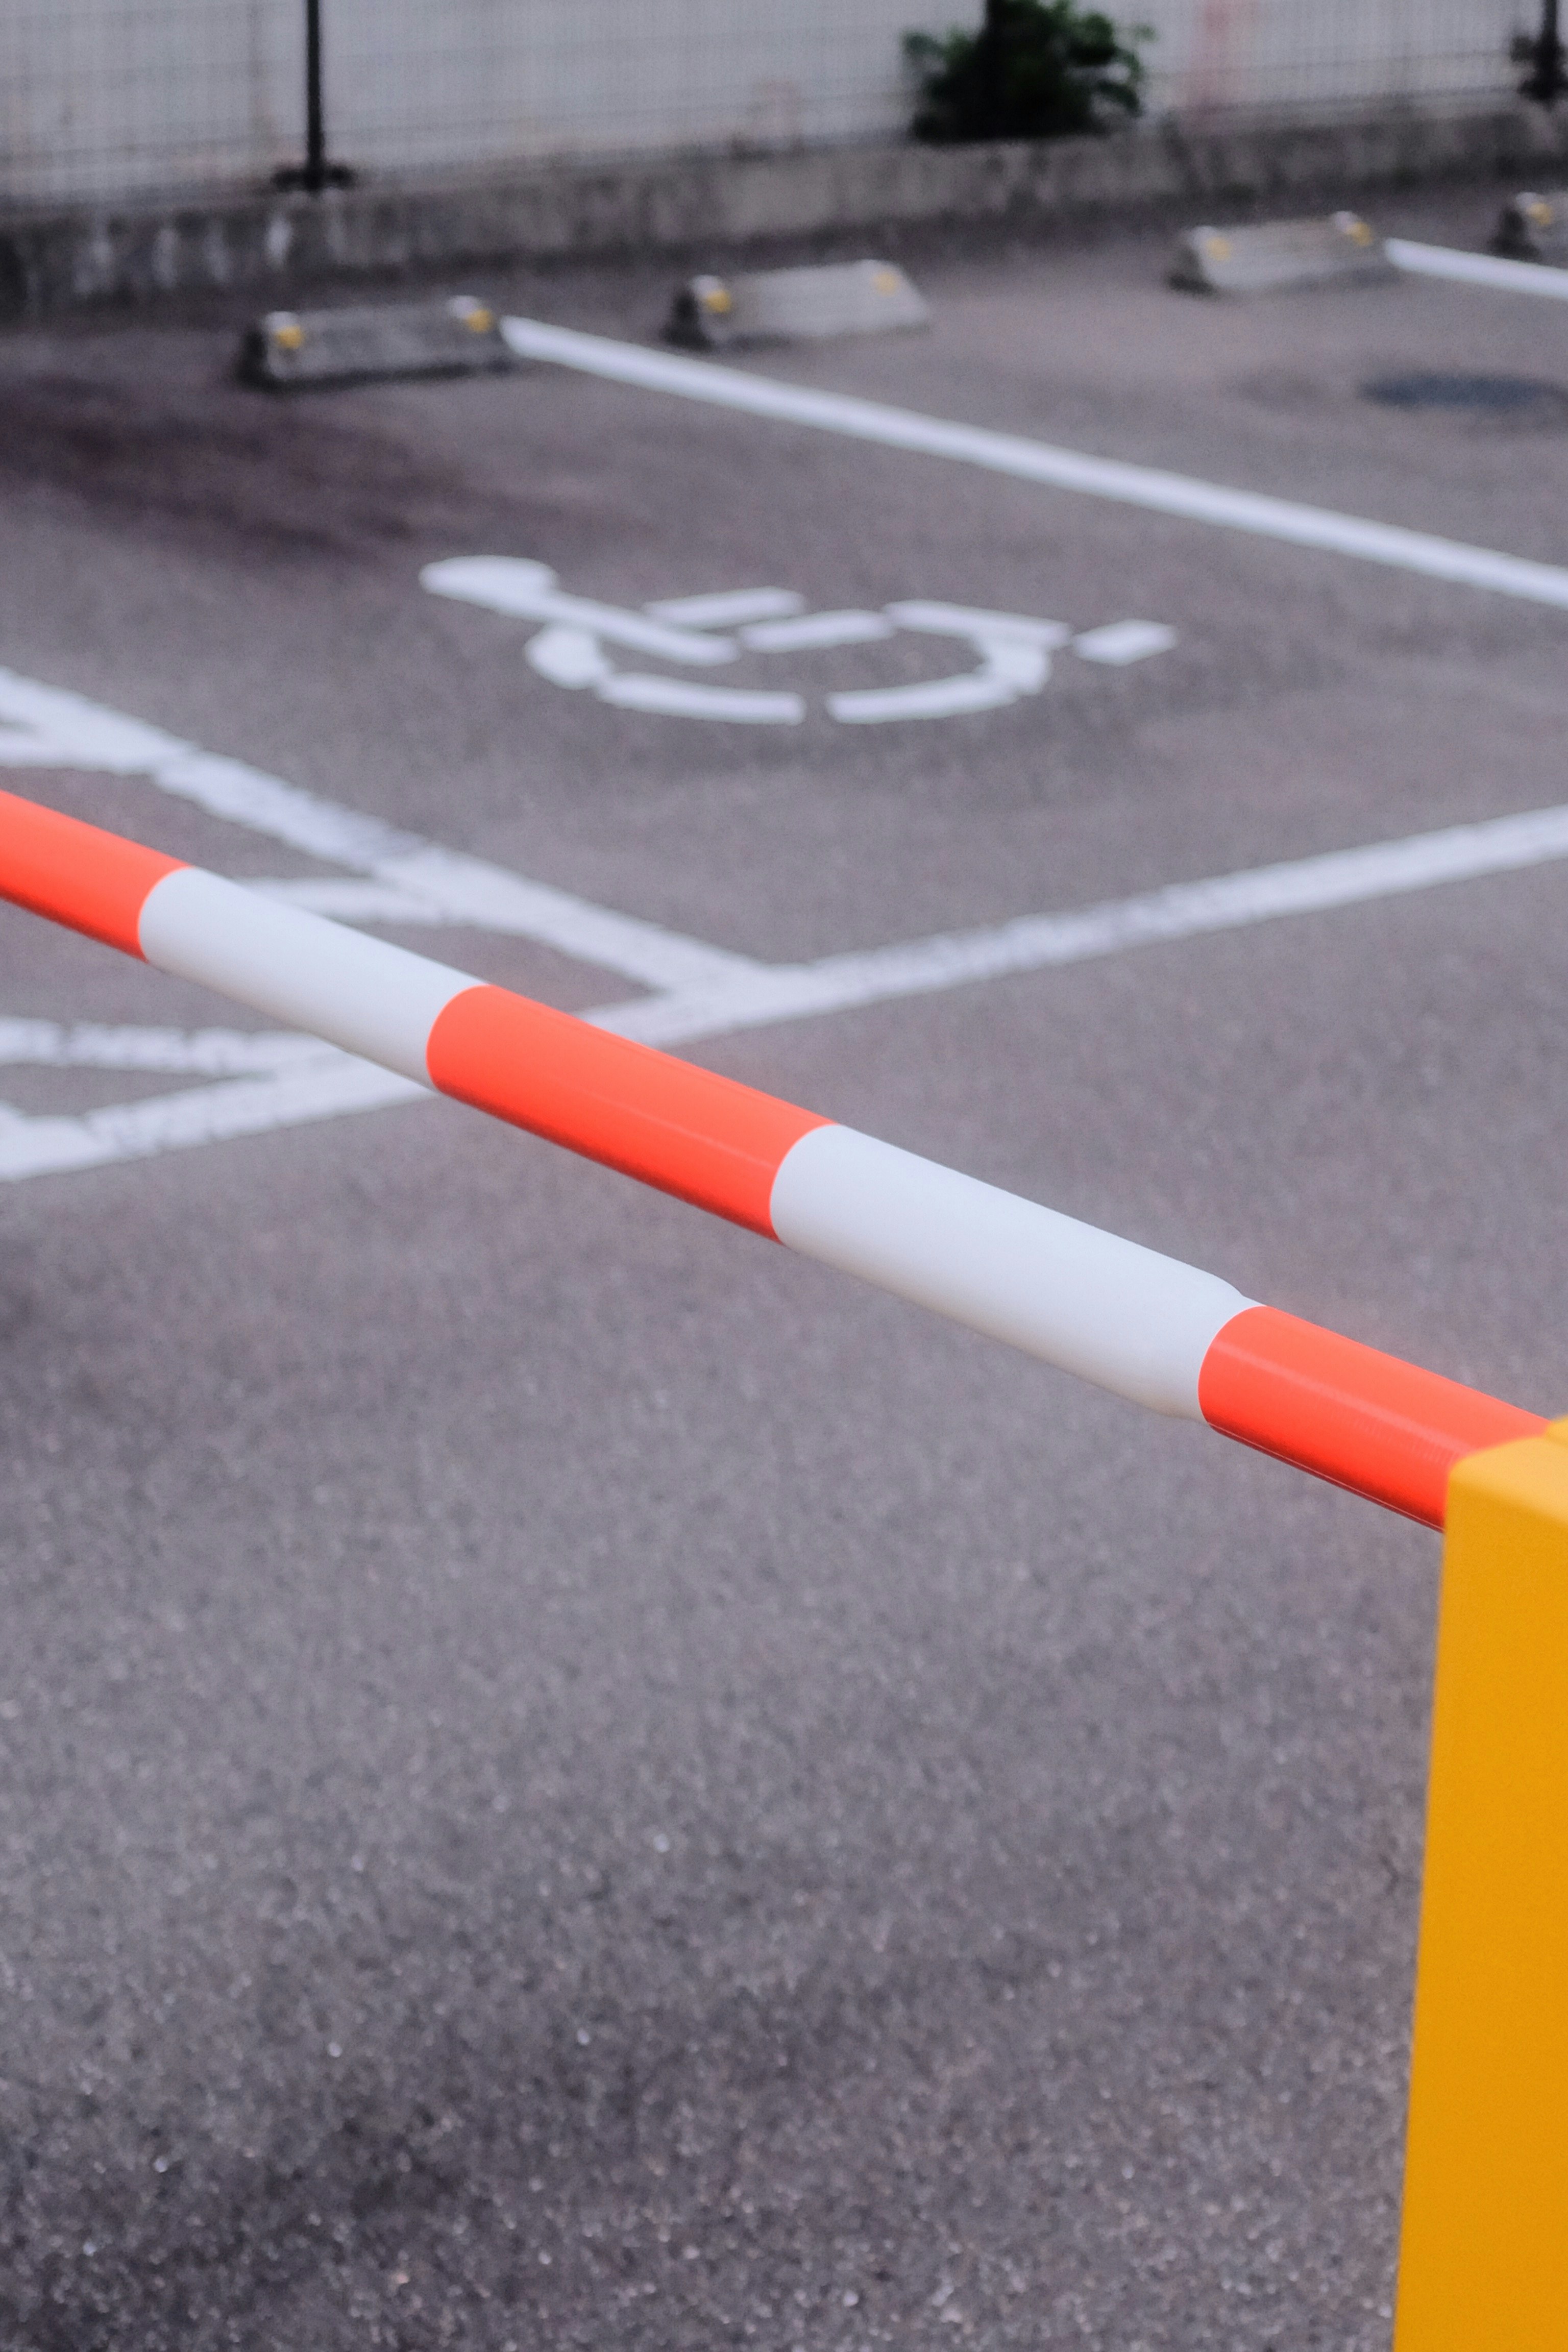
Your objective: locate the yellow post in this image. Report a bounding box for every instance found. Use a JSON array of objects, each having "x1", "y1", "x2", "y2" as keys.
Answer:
[{"x1": 1394, "y1": 1418, "x2": 1568, "y2": 2350}]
